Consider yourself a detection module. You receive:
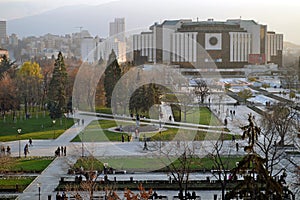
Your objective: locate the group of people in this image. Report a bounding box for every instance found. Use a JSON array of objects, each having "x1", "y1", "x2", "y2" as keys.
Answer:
[
  {"x1": 0, "y1": 145, "x2": 10, "y2": 156},
  {"x1": 55, "y1": 146, "x2": 67, "y2": 157}
]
